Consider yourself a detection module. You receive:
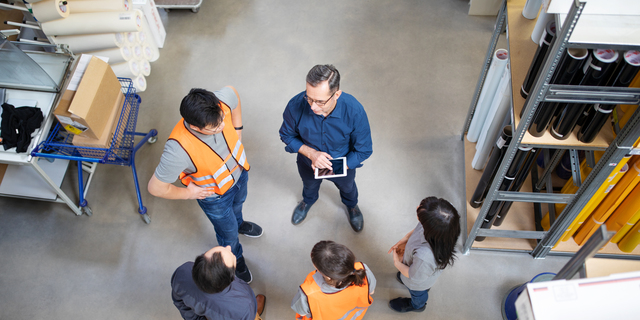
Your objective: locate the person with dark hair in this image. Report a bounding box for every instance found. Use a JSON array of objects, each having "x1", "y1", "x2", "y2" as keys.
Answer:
[
  {"x1": 171, "y1": 246, "x2": 266, "y2": 320},
  {"x1": 279, "y1": 65, "x2": 373, "y2": 232},
  {"x1": 291, "y1": 240, "x2": 376, "y2": 320},
  {"x1": 387, "y1": 196, "x2": 461, "y2": 313},
  {"x1": 149, "y1": 87, "x2": 262, "y2": 283}
]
